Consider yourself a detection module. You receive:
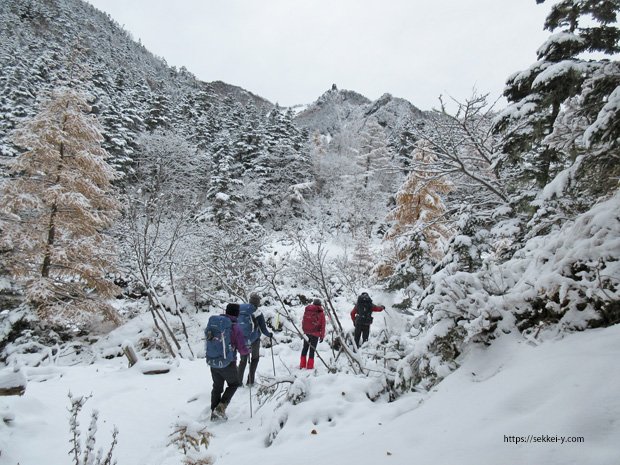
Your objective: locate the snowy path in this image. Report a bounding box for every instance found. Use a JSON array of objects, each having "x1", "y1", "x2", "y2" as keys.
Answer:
[{"x1": 2, "y1": 325, "x2": 619, "y2": 465}]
